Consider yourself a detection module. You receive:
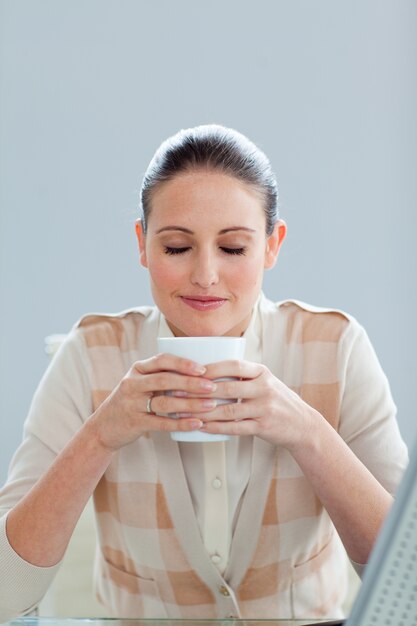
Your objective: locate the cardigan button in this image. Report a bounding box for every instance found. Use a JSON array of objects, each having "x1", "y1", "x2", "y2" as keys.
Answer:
[
  {"x1": 211, "y1": 554, "x2": 222, "y2": 564},
  {"x1": 219, "y1": 585, "x2": 230, "y2": 596},
  {"x1": 212, "y1": 477, "x2": 222, "y2": 489}
]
